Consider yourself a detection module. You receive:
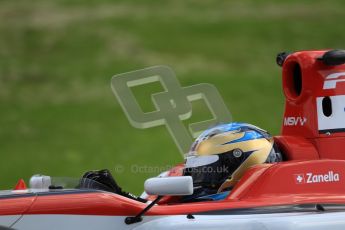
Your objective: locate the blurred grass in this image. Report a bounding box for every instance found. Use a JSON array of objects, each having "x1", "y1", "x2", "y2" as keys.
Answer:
[{"x1": 1, "y1": 0, "x2": 345, "y2": 194}]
